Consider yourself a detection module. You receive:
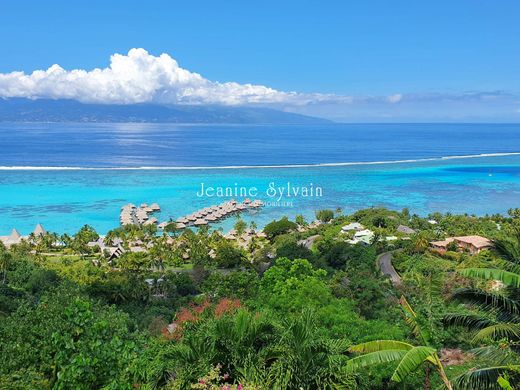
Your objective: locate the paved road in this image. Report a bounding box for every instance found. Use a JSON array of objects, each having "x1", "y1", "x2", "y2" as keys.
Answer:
[
  {"x1": 377, "y1": 250, "x2": 402, "y2": 286},
  {"x1": 298, "y1": 234, "x2": 321, "y2": 250}
]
